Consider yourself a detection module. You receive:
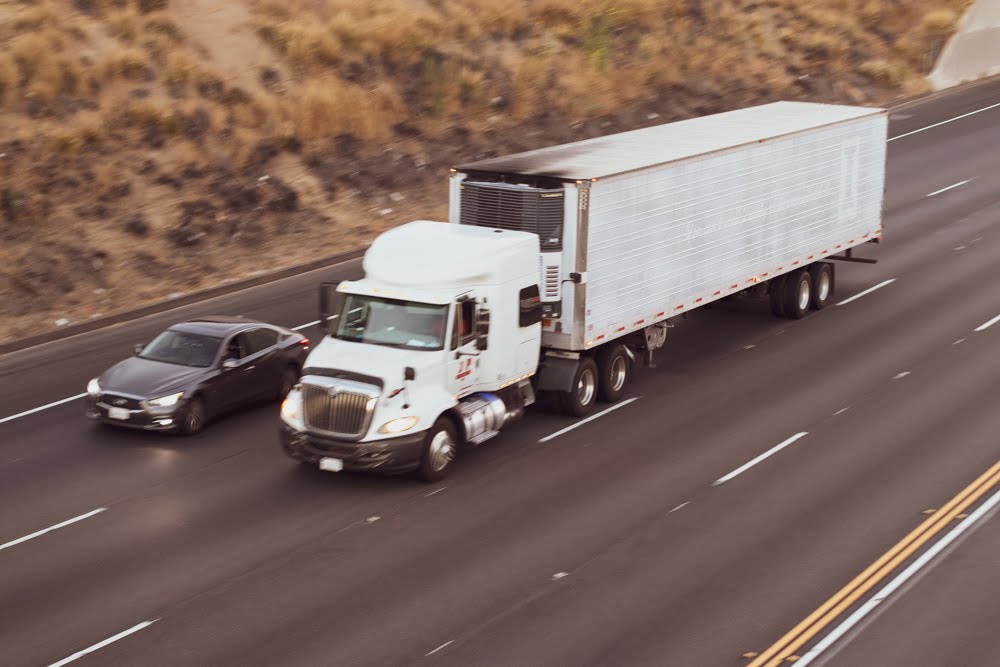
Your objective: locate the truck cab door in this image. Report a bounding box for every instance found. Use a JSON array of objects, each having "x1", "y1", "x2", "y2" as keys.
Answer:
[{"x1": 446, "y1": 300, "x2": 481, "y2": 398}]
